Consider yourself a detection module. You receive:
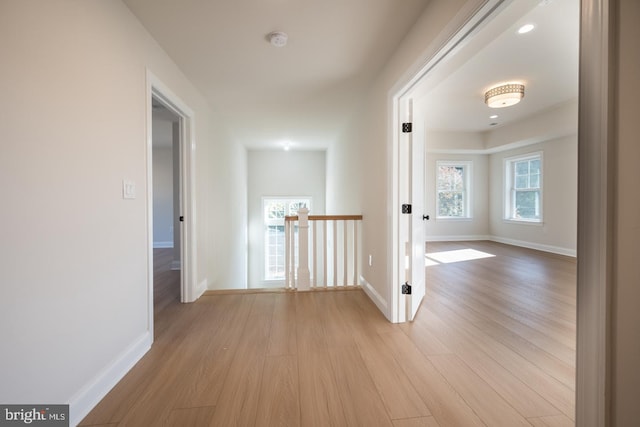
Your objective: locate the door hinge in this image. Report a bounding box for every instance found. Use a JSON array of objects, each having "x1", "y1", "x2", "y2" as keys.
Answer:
[
  {"x1": 402, "y1": 282, "x2": 412, "y2": 295},
  {"x1": 402, "y1": 204, "x2": 412, "y2": 214},
  {"x1": 179, "y1": 216, "x2": 184, "y2": 222},
  {"x1": 402, "y1": 122, "x2": 412, "y2": 133}
]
